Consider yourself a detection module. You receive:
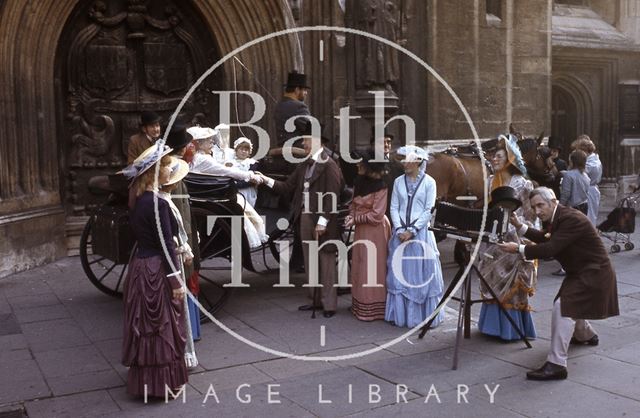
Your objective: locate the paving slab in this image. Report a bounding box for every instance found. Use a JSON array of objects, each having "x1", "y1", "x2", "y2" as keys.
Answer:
[
  {"x1": 65, "y1": 301, "x2": 123, "y2": 342},
  {"x1": 20, "y1": 318, "x2": 91, "y2": 353},
  {"x1": 24, "y1": 390, "x2": 120, "y2": 418},
  {"x1": 567, "y1": 354, "x2": 640, "y2": 401},
  {"x1": 12, "y1": 304, "x2": 71, "y2": 324},
  {"x1": 33, "y1": 345, "x2": 114, "y2": 379},
  {"x1": 188, "y1": 364, "x2": 274, "y2": 394},
  {"x1": 0, "y1": 358, "x2": 50, "y2": 405},
  {"x1": 191, "y1": 326, "x2": 279, "y2": 370},
  {"x1": 6, "y1": 292, "x2": 62, "y2": 310},
  {"x1": 0, "y1": 333, "x2": 28, "y2": 352},
  {"x1": 357, "y1": 348, "x2": 526, "y2": 396},
  {"x1": 107, "y1": 383, "x2": 314, "y2": 418},
  {"x1": 253, "y1": 356, "x2": 339, "y2": 380},
  {"x1": 486, "y1": 374, "x2": 640, "y2": 418},
  {"x1": 276, "y1": 366, "x2": 419, "y2": 417},
  {"x1": 349, "y1": 391, "x2": 525, "y2": 418},
  {"x1": 0, "y1": 313, "x2": 21, "y2": 336},
  {"x1": 601, "y1": 341, "x2": 640, "y2": 365},
  {"x1": 318, "y1": 343, "x2": 400, "y2": 367}
]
